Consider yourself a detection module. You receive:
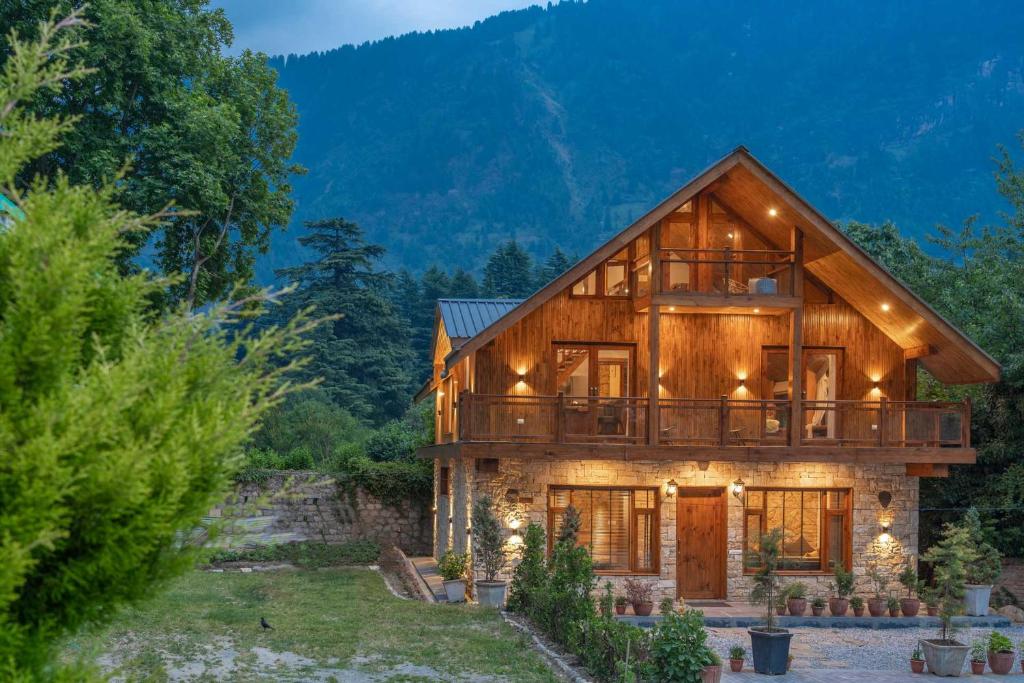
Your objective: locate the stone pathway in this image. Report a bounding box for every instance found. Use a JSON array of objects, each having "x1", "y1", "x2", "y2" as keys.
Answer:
[
  {"x1": 722, "y1": 670, "x2": 1024, "y2": 681},
  {"x1": 410, "y1": 556, "x2": 447, "y2": 602}
]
